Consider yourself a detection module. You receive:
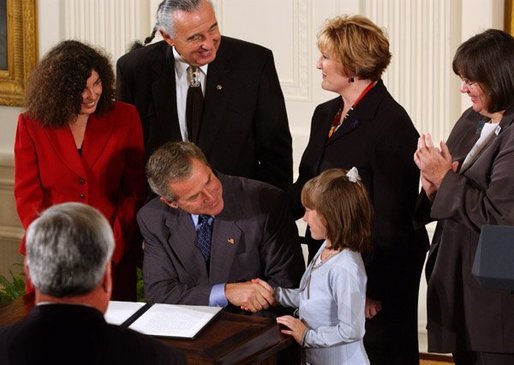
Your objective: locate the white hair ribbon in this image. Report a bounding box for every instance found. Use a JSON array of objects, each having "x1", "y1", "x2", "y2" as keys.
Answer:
[{"x1": 346, "y1": 167, "x2": 361, "y2": 183}]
